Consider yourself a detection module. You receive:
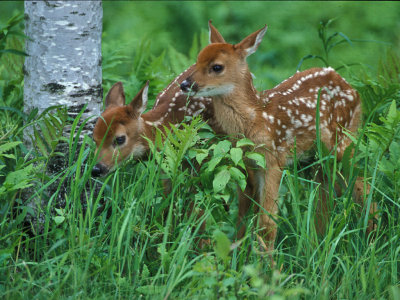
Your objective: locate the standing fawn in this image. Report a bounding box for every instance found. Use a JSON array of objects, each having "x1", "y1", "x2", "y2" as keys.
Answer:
[
  {"x1": 181, "y1": 21, "x2": 376, "y2": 252},
  {"x1": 91, "y1": 65, "x2": 217, "y2": 176}
]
